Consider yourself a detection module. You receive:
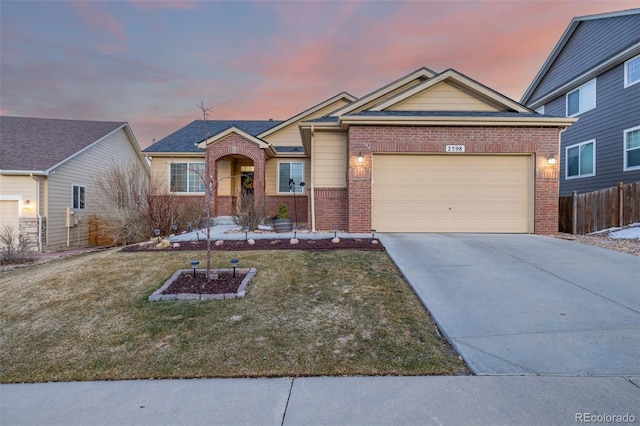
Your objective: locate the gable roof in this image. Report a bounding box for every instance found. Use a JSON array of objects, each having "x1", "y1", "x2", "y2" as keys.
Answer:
[
  {"x1": 258, "y1": 92, "x2": 355, "y2": 138},
  {"x1": 196, "y1": 126, "x2": 277, "y2": 157},
  {"x1": 0, "y1": 116, "x2": 128, "y2": 173},
  {"x1": 370, "y1": 69, "x2": 531, "y2": 113},
  {"x1": 143, "y1": 119, "x2": 282, "y2": 153},
  {"x1": 521, "y1": 8, "x2": 640, "y2": 106},
  {"x1": 328, "y1": 67, "x2": 436, "y2": 117}
]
